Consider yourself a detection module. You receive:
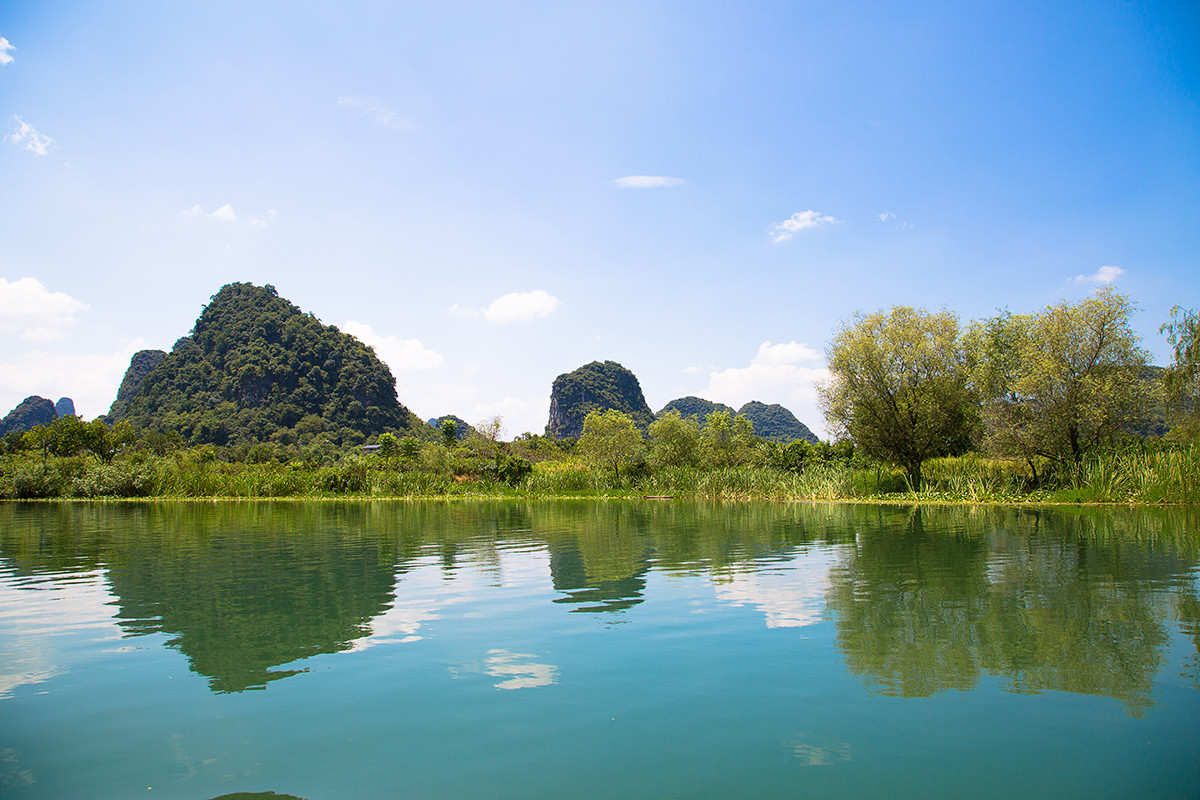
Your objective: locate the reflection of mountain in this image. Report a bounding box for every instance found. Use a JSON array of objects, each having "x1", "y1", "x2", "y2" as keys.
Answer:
[
  {"x1": 107, "y1": 526, "x2": 397, "y2": 692},
  {"x1": 550, "y1": 544, "x2": 647, "y2": 612},
  {"x1": 827, "y1": 507, "x2": 1185, "y2": 716}
]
